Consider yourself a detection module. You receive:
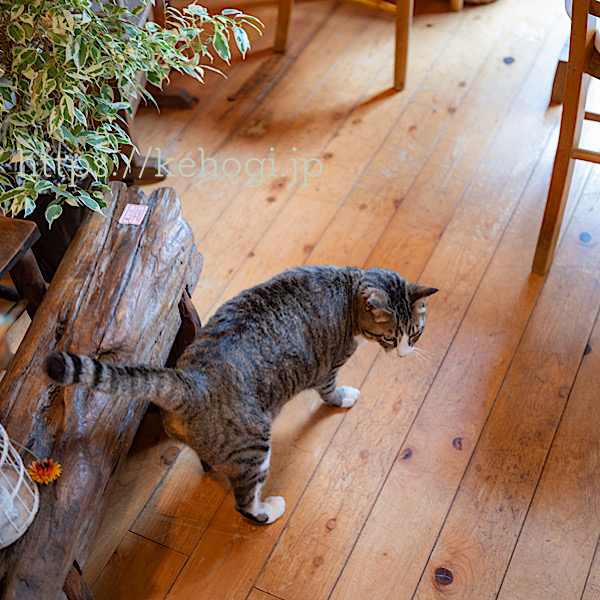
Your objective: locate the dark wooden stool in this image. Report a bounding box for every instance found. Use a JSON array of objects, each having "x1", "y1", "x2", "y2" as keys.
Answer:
[{"x1": 0, "y1": 216, "x2": 46, "y2": 319}]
